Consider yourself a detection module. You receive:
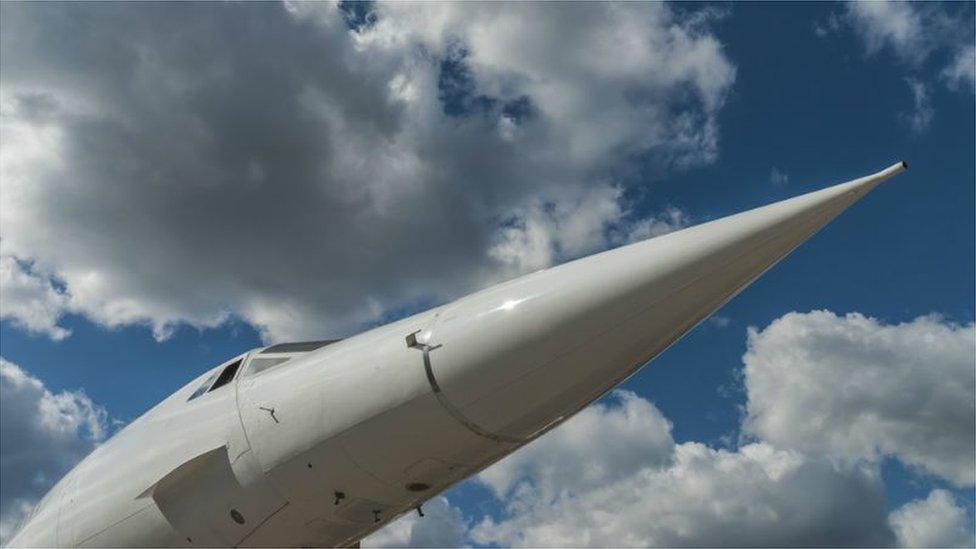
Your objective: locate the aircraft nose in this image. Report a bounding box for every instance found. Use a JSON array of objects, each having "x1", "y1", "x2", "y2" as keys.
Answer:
[{"x1": 418, "y1": 162, "x2": 907, "y2": 442}]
